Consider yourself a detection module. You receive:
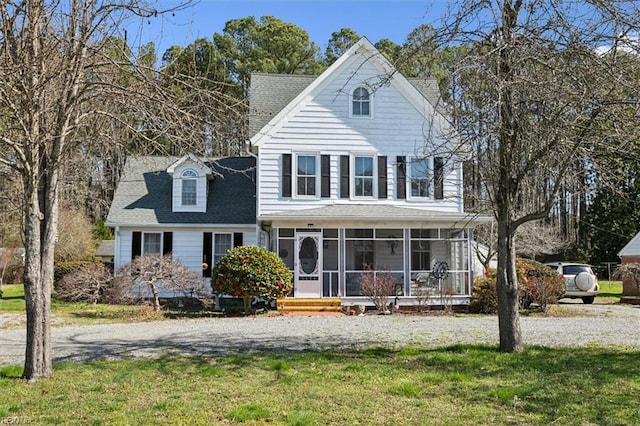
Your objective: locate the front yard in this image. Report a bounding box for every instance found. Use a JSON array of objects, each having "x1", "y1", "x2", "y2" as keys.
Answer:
[{"x1": 1, "y1": 345, "x2": 639, "y2": 425}]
